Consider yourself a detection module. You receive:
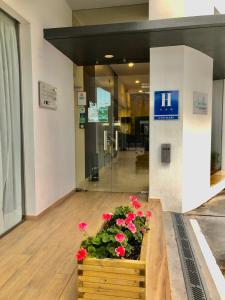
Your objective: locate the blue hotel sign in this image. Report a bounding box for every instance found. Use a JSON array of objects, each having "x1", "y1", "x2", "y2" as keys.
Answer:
[{"x1": 154, "y1": 90, "x2": 179, "y2": 120}]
